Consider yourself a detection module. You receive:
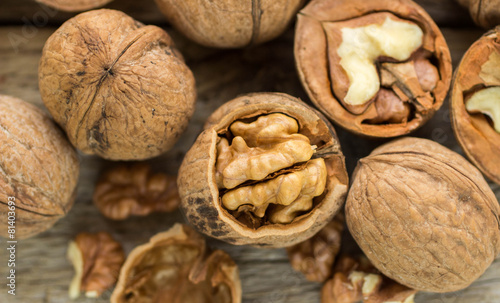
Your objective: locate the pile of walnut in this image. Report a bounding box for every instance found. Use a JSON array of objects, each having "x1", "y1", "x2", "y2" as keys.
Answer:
[{"x1": 2, "y1": 0, "x2": 499, "y2": 302}]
